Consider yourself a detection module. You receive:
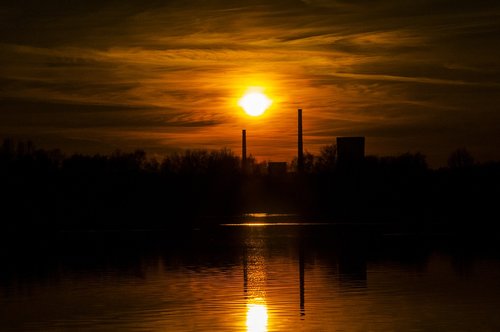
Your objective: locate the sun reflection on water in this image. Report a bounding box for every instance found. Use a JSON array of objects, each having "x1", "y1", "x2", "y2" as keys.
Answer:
[
  {"x1": 244, "y1": 230, "x2": 269, "y2": 332},
  {"x1": 246, "y1": 302, "x2": 268, "y2": 332}
]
